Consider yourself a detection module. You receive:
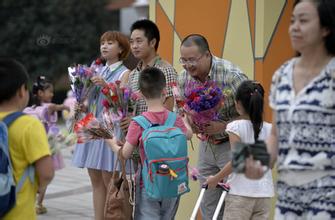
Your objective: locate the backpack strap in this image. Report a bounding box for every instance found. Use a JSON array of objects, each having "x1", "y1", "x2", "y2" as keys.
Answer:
[
  {"x1": 164, "y1": 112, "x2": 177, "y2": 127},
  {"x1": 3, "y1": 112, "x2": 25, "y2": 127},
  {"x1": 1, "y1": 112, "x2": 25, "y2": 160},
  {"x1": 2, "y1": 112, "x2": 34, "y2": 193},
  {"x1": 16, "y1": 165, "x2": 35, "y2": 193},
  {"x1": 132, "y1": 115, "x2": 152, "y2": 129}
]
